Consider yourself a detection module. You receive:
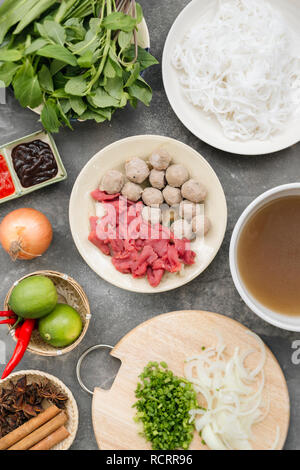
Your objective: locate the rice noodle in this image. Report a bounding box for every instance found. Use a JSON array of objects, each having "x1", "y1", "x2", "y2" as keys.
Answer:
[
  {"x1": 172, "y1": 0, "x2": 300, "y2": 141},
  {"x1": 185, "y1": 332, "x2": 280, "y2": 450}
]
